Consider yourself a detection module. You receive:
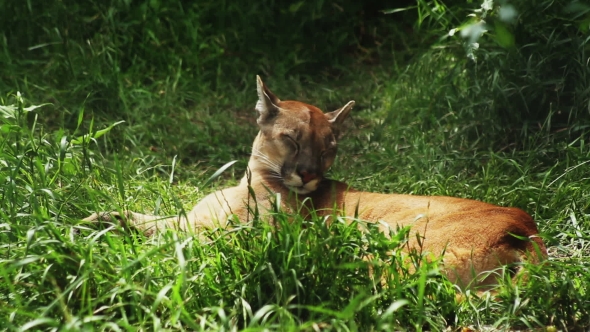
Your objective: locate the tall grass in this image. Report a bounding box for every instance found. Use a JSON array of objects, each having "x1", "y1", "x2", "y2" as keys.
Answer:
[
  {"x1": 1, "y1": 0, "x2": 589, "y2": 330},
  {"x1": 400, "y1": 0, "x2": 590, "y2": 130},
  {"x1": 0, "y1": 97, "x2": 455, "y2": 329}
]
